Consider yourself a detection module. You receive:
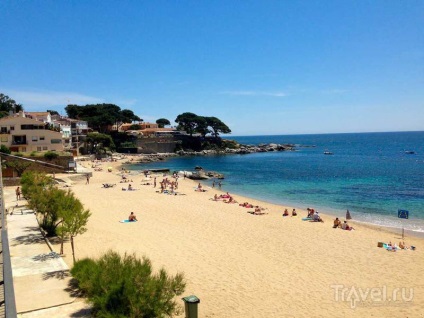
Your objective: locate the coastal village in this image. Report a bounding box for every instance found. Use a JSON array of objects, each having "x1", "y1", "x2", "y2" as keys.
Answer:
[{"x1": 0, "y1": 107, "x2": 295, "y2": 177}]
